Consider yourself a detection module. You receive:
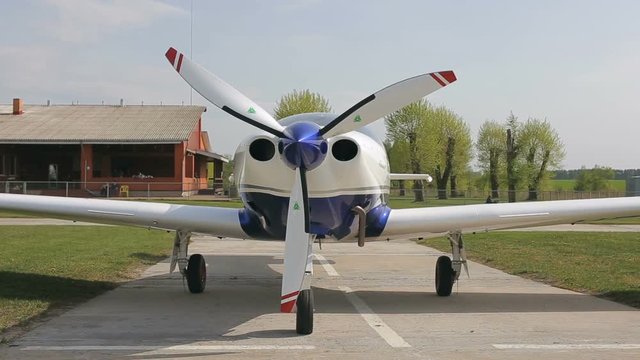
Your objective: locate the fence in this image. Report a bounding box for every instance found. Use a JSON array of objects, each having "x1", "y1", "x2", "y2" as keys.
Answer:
[
  {"x1": 1, "y1": 180, "x2": 231, "y2": 200},
  {"x1": 0, "y1": 181, "x2": 633, "y2": 202},
  {"x1": 389, "y1": 186, "x2": 631, "y2": 203}
]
